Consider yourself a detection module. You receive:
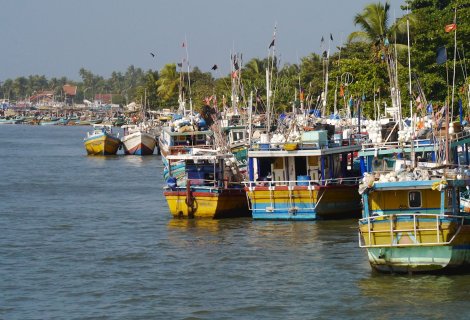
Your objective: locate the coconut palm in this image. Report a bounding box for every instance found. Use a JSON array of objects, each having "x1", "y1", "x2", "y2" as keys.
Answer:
[
  {"x1": 348, "y1": 1, "x2": 412, "y2": 110},
  {"x1": 156, "y1": 63, "x2": 179, "y2": 106}
]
